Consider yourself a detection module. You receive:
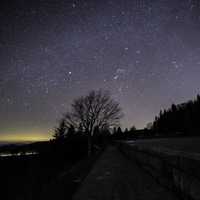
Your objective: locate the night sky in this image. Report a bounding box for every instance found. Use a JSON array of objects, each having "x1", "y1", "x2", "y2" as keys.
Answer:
[{"x1": 1, "y1": 0, "x2": 200, "y2": 141}]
